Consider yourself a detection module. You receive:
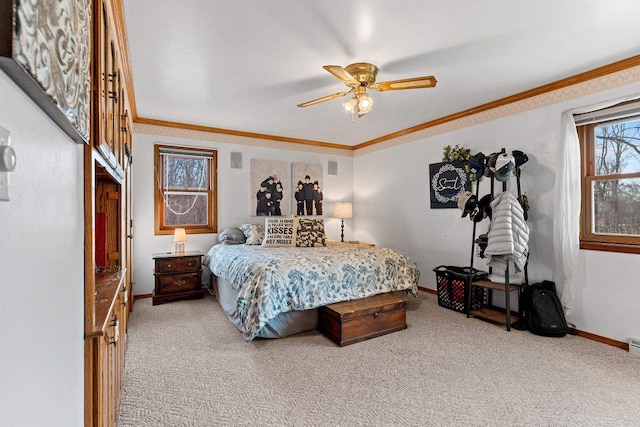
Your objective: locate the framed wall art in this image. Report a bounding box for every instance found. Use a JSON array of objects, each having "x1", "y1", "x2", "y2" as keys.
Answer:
[
  {"x1": 292, "y1": 162, "x2": 323, "y2": 216},
  {"x1": 0, "y1": 0, "x2": 91, "y2": 144},
  {"x1": 250, "y1": 159, "x2": 289, "y2": 217},
  {"x1": 429, "y1": 161, "x2": 470, "y2": 209}
]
